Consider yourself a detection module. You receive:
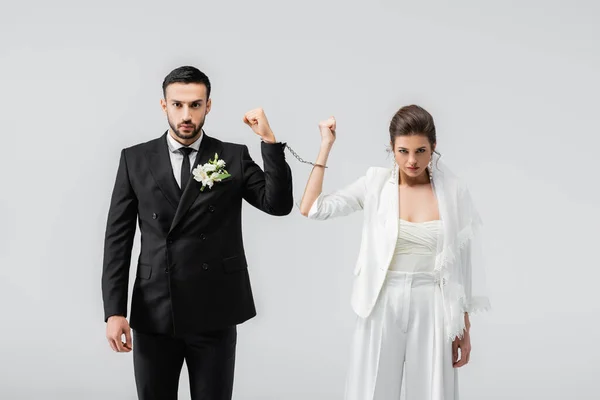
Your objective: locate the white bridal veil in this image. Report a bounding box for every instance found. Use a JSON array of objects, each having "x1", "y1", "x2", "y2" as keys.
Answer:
[{"x1": 428, "y1": 152, "x2": 491, "y2": 340}]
